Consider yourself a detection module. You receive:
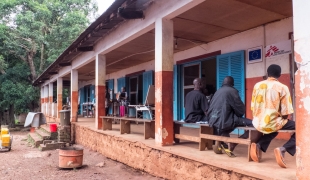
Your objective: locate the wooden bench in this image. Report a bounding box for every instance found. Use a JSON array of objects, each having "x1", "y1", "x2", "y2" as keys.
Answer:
[
  {"x1": 174, "y1": 121, "x2": 295, "y2": 161},
  {"x1": 100, "y1": 116, "x2": 155, "y2": 139},
  {"x1": 173, "y1": 121, "x2": 213, "y2": 151},
  {"x1": 100, "y1": 116, "x2": 116, "y2": 131},
  {"x1": 201, "y1": 126, "x2": 295, "y2": 161},
  {"x1": 199, "y1": 127, "x2": 257, "y2": 161}
]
